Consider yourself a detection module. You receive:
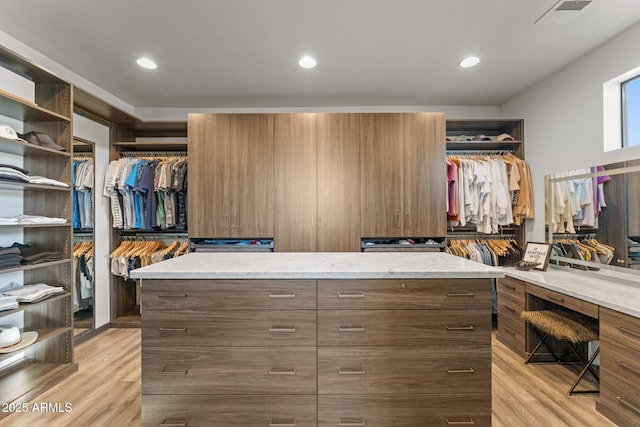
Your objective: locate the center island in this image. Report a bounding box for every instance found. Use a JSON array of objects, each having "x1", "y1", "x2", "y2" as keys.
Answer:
[{"x1": 131, "y1": 252, "x2": 504, "y2": 427}]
